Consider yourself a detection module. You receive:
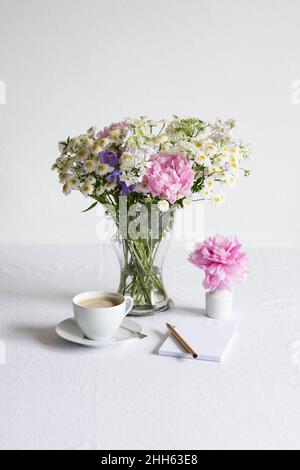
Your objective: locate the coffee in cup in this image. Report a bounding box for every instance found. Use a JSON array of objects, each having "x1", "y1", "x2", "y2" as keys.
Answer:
[{"x1": 73, "y1": 291, "x2": 133, "y2": 341}]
